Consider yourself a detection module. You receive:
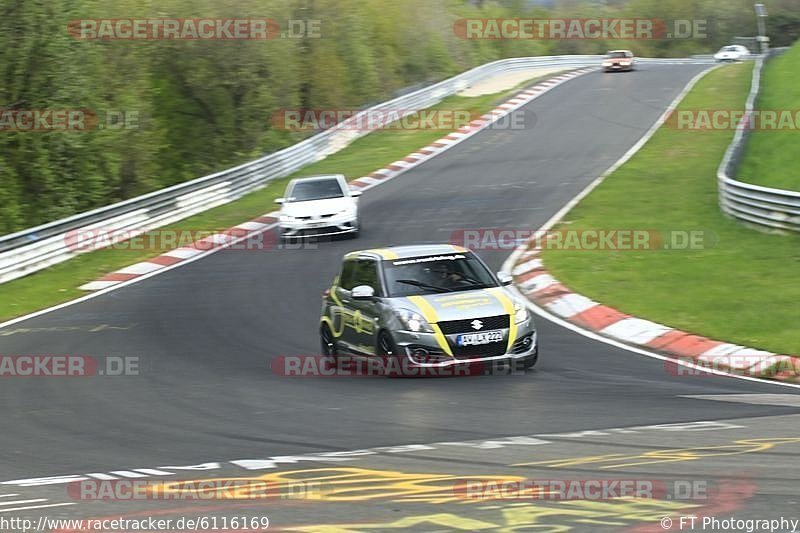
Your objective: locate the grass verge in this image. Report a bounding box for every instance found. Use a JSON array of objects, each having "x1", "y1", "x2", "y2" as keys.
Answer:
[
  {"x1": 0, "y1": 72, "x2": 562, "y2": 322},
  {"x1": 738, "y1": 43, "x2": 800, "y2": 191},
  {"x1": 542, "y1": 62, "x2": 800, "y2": 356}
]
